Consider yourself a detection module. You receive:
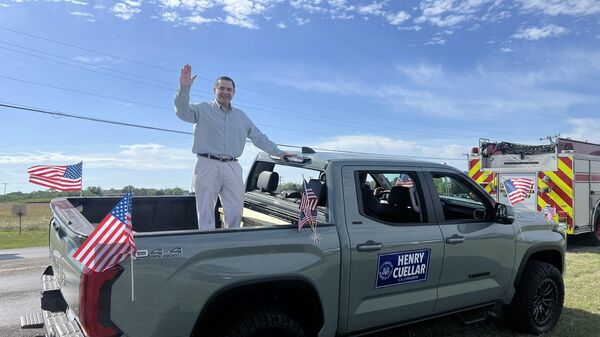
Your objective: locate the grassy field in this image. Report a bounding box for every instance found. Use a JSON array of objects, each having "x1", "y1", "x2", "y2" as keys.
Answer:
[
  {"x1": 0, "y1": 202, "x2": 599, "y2": 336},
  {"x1": 0, "y1": 201, "x2": 51, "y2": 249}
]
